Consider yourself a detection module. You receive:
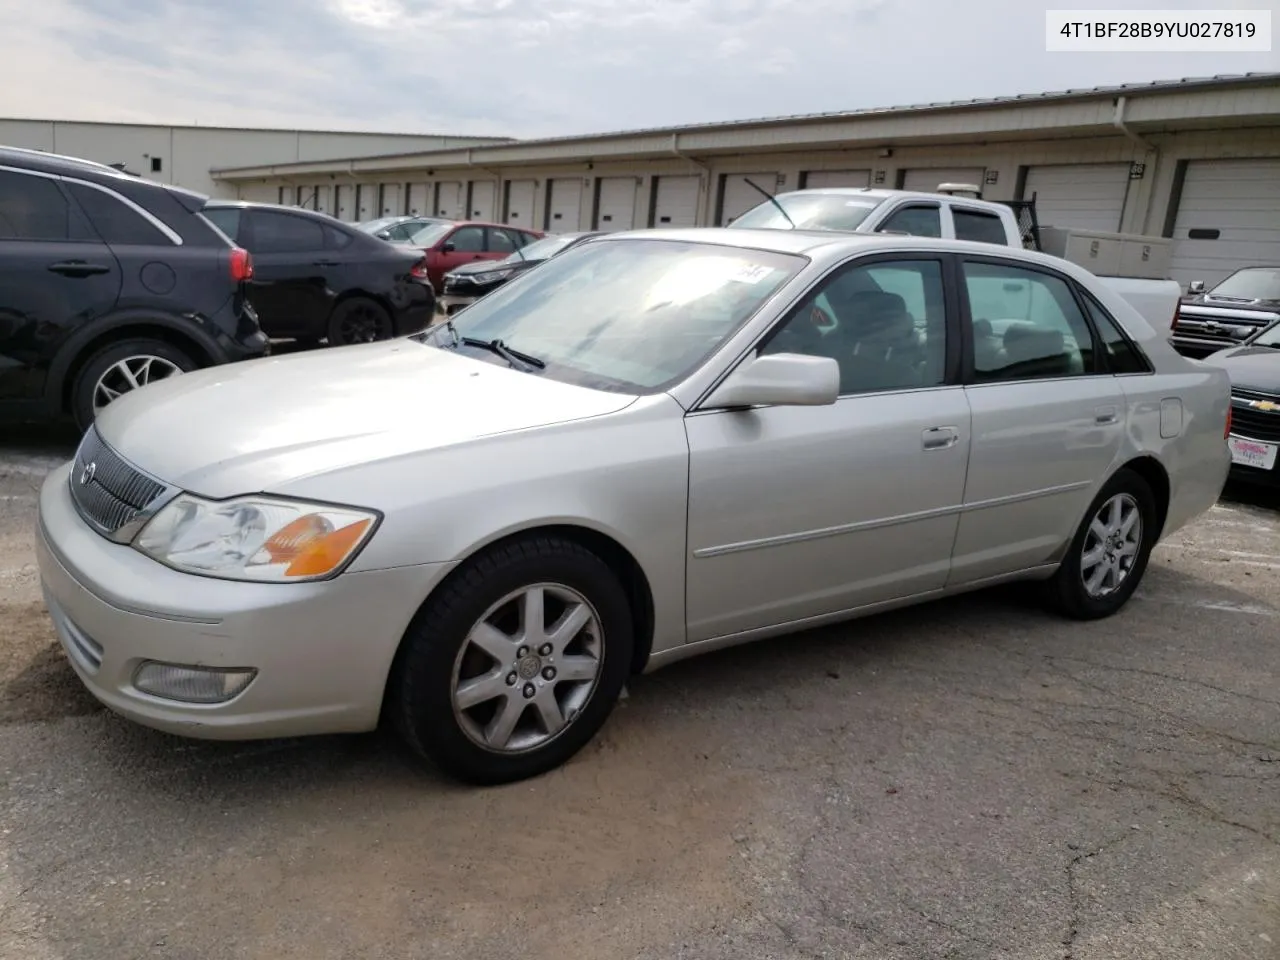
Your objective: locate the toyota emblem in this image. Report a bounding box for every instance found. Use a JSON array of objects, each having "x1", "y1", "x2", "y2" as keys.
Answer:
[{"x1": 79, "y1": 462, "x2": 96, "y2": 486}]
